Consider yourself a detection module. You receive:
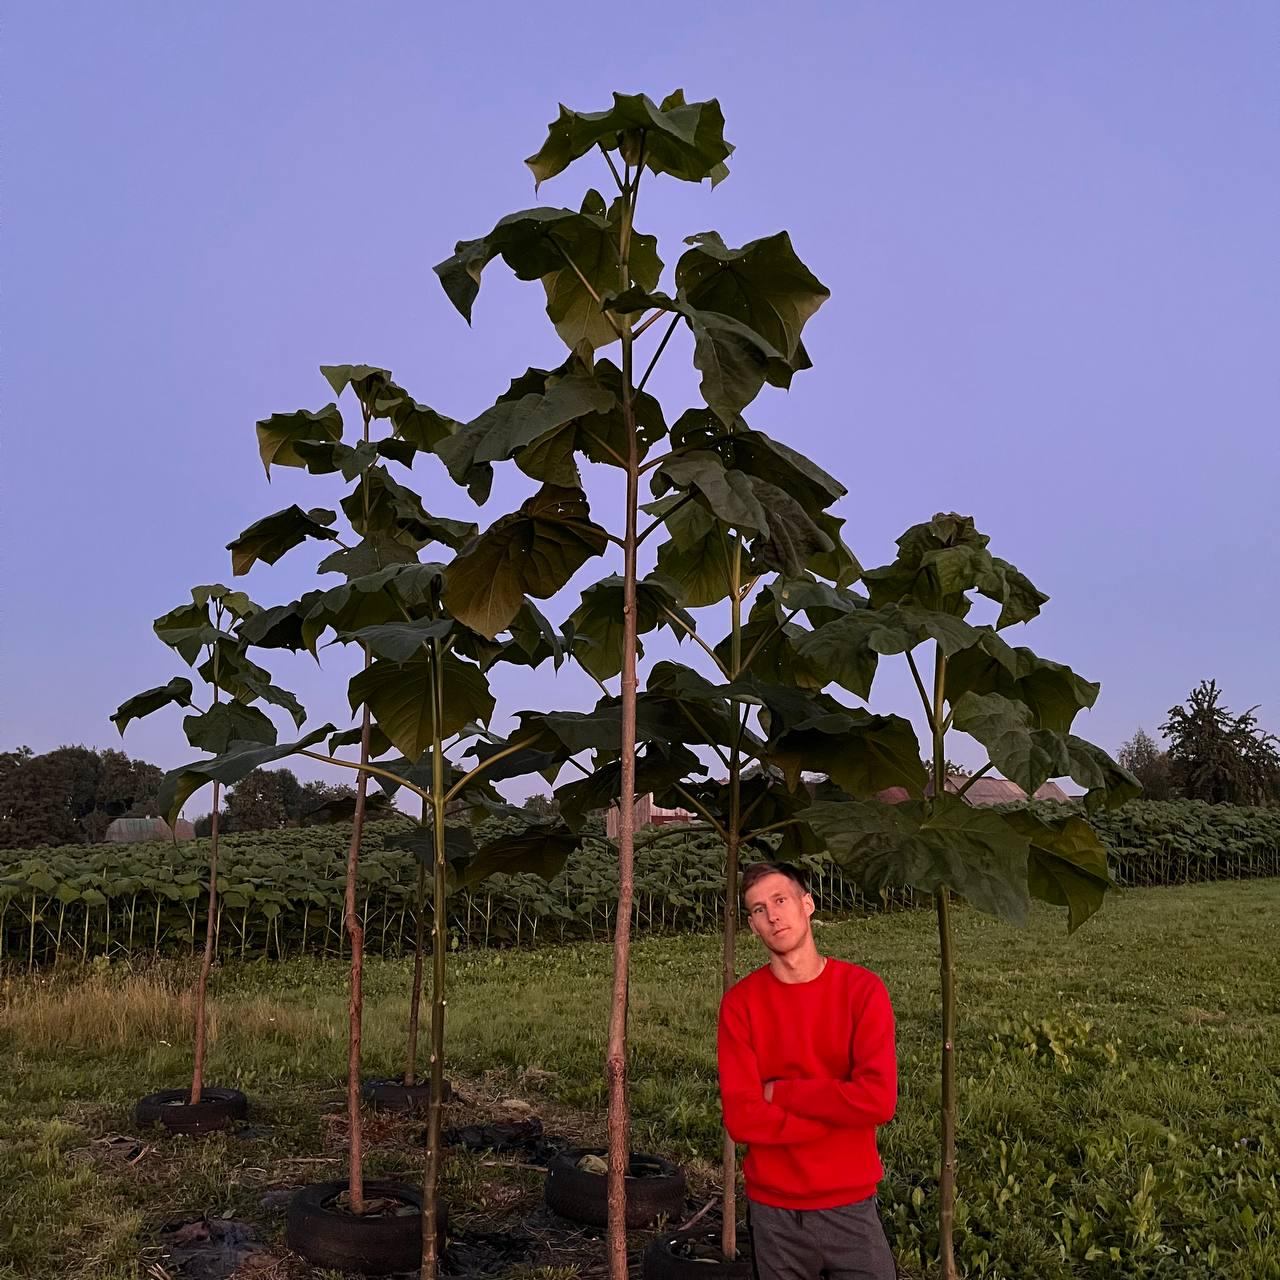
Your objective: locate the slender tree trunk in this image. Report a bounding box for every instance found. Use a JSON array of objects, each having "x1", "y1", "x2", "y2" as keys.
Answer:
[
  {"x1": 421, "y1": 640, "x2": 448, "y2": 1280},
  {"x1": 406, "y1": 802, "x2": 428, "y2": 1087},
  {"x1": 722, "y1": 537, "x2": 744, "y2": 1259},
  {"x1": 936, "y1": 887, "x2": 958, "y2": 1279},
  {"x1": 605, "y1": 156, "x2": 643, "y2": 1280},
  {"x1": 190, "y1": 781, "x2": 221, "y2": 1105},
  {"x1": 932, "y1": 647, "x2": 958, "y2": 1280},
  {"x1": 344, "y1": 674, "x2": 374, "y2": 1214}
]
